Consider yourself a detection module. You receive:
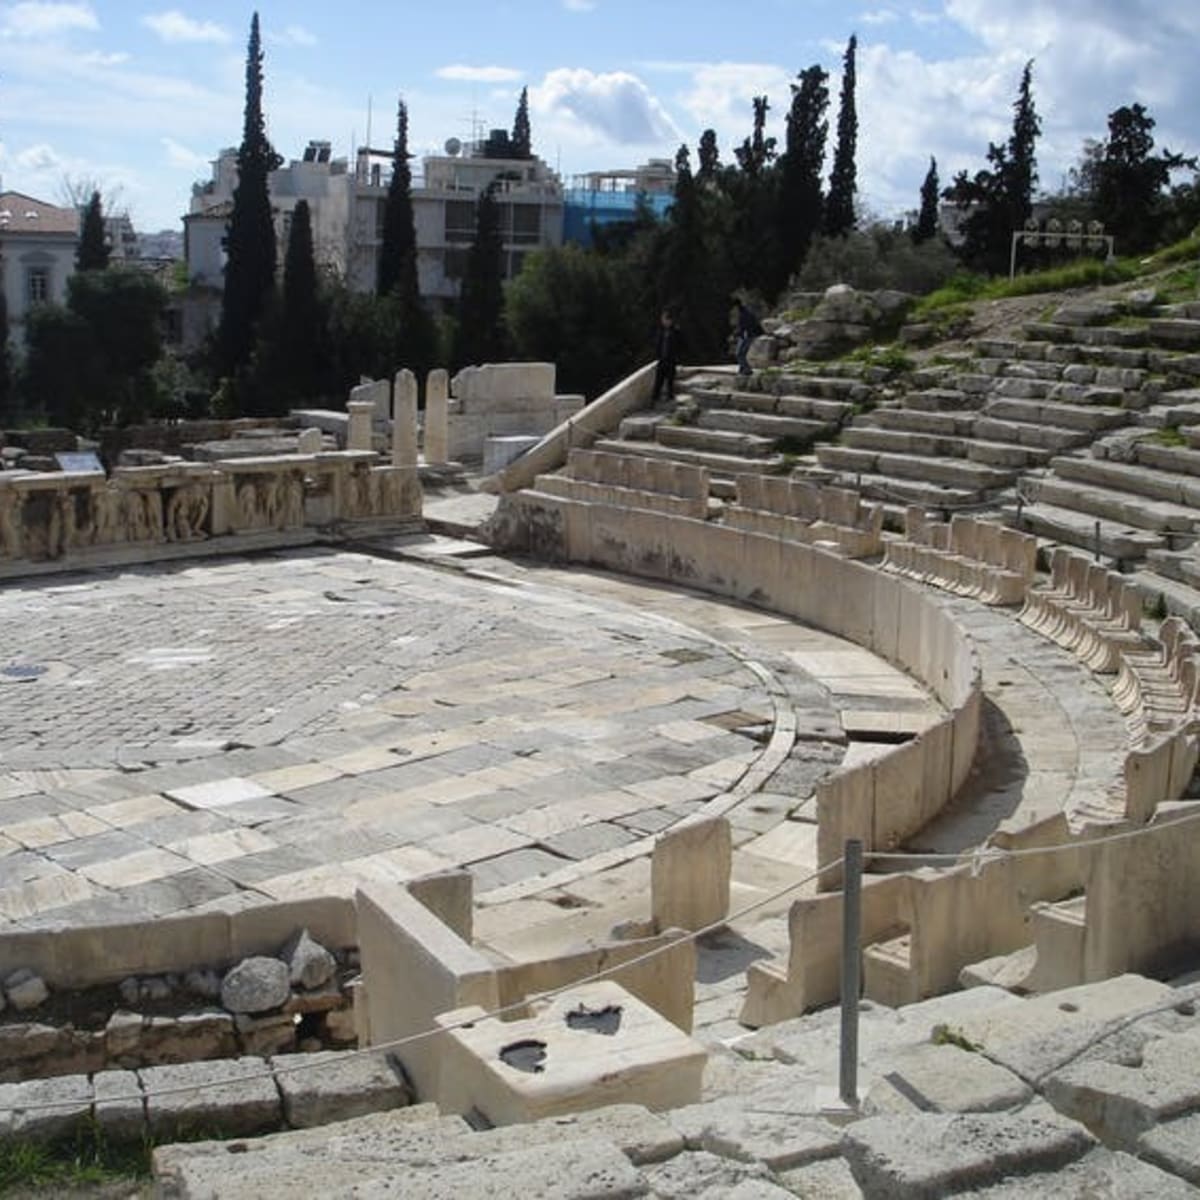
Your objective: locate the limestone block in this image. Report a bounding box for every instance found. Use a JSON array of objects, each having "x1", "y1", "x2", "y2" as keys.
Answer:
[
  {"x1": 451, "y1": 363, "x2": 556, "y2": 406},
  {"x1": 346, "y1": 399, "x2": 376, "y2": 452},
  {"x1": 841, "y1": 1112, "x2": 1094, "y2": 1198},
  {"x1": 235, "y1": 1011, "x2": 297, "y2": 1057},
  {"x1": 424, "y1": 369, "x2": 449, "y2": 464},
  {"x1": 351, "y1": 377, "x2": 391, "y2": 422},
  {"x1": 641, "y1": 1149, "x2": 776, "y2": 1198},
  {"x1": 229, "y1": 896, "x2": 356, "y2": 960},
  {"x1": 92, "y1": 1069, "x2": 144, "y2": 1142},
  {"x1": 666, "y1": 1097, "x2": 841, "y2": 1170},
  {"x1": 1139, "y1": 1111, "x2": 1200, "y2": 1187},
  {"x1": 407, "y1": 869, "x2": 474, "y2": 943},
  {"x1": 434, "y1": 981, "x2": 706, "y2": 1124},
  {"x1": 5, "y1": 1074, "x2": 92, "y2": 1141},
  {"x1": 271, "y1": 1050, "x2": 410, "y2": 1128},
  {"x1": 281, "y1": 928, "x2": 336, "y2": 990},
  {"x1": 529, "y1": 1102, "x2": 684, "y2": 1165},
  {"x1": 296, "y1": 427, "x2": 323, "y2": 454},
  {"x1": 775, "y1": 1157, "x2": 864, "y2": 1199},
  {"x1": 142, "y1": 1057, "x2": 281, "y2": 1138},
  {"x1": 355, "y1": 881, "x2": 499, "y2": 1102},
  {"x1": 651, "y1": 815, "x2": 731, "y2": 932},
  {"x1": 137, "y1": 1010, "x2": 238, "y2": 1065},
  {"x1": 391, "y1": 369, "x2": 419, "y2": 468},
  {"x1": 863, "y1": 1042, "x2": 1032, "y2": 1115},
  {"x1": 483, "y1": 435, "x2": 541, "y2": 475}
]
